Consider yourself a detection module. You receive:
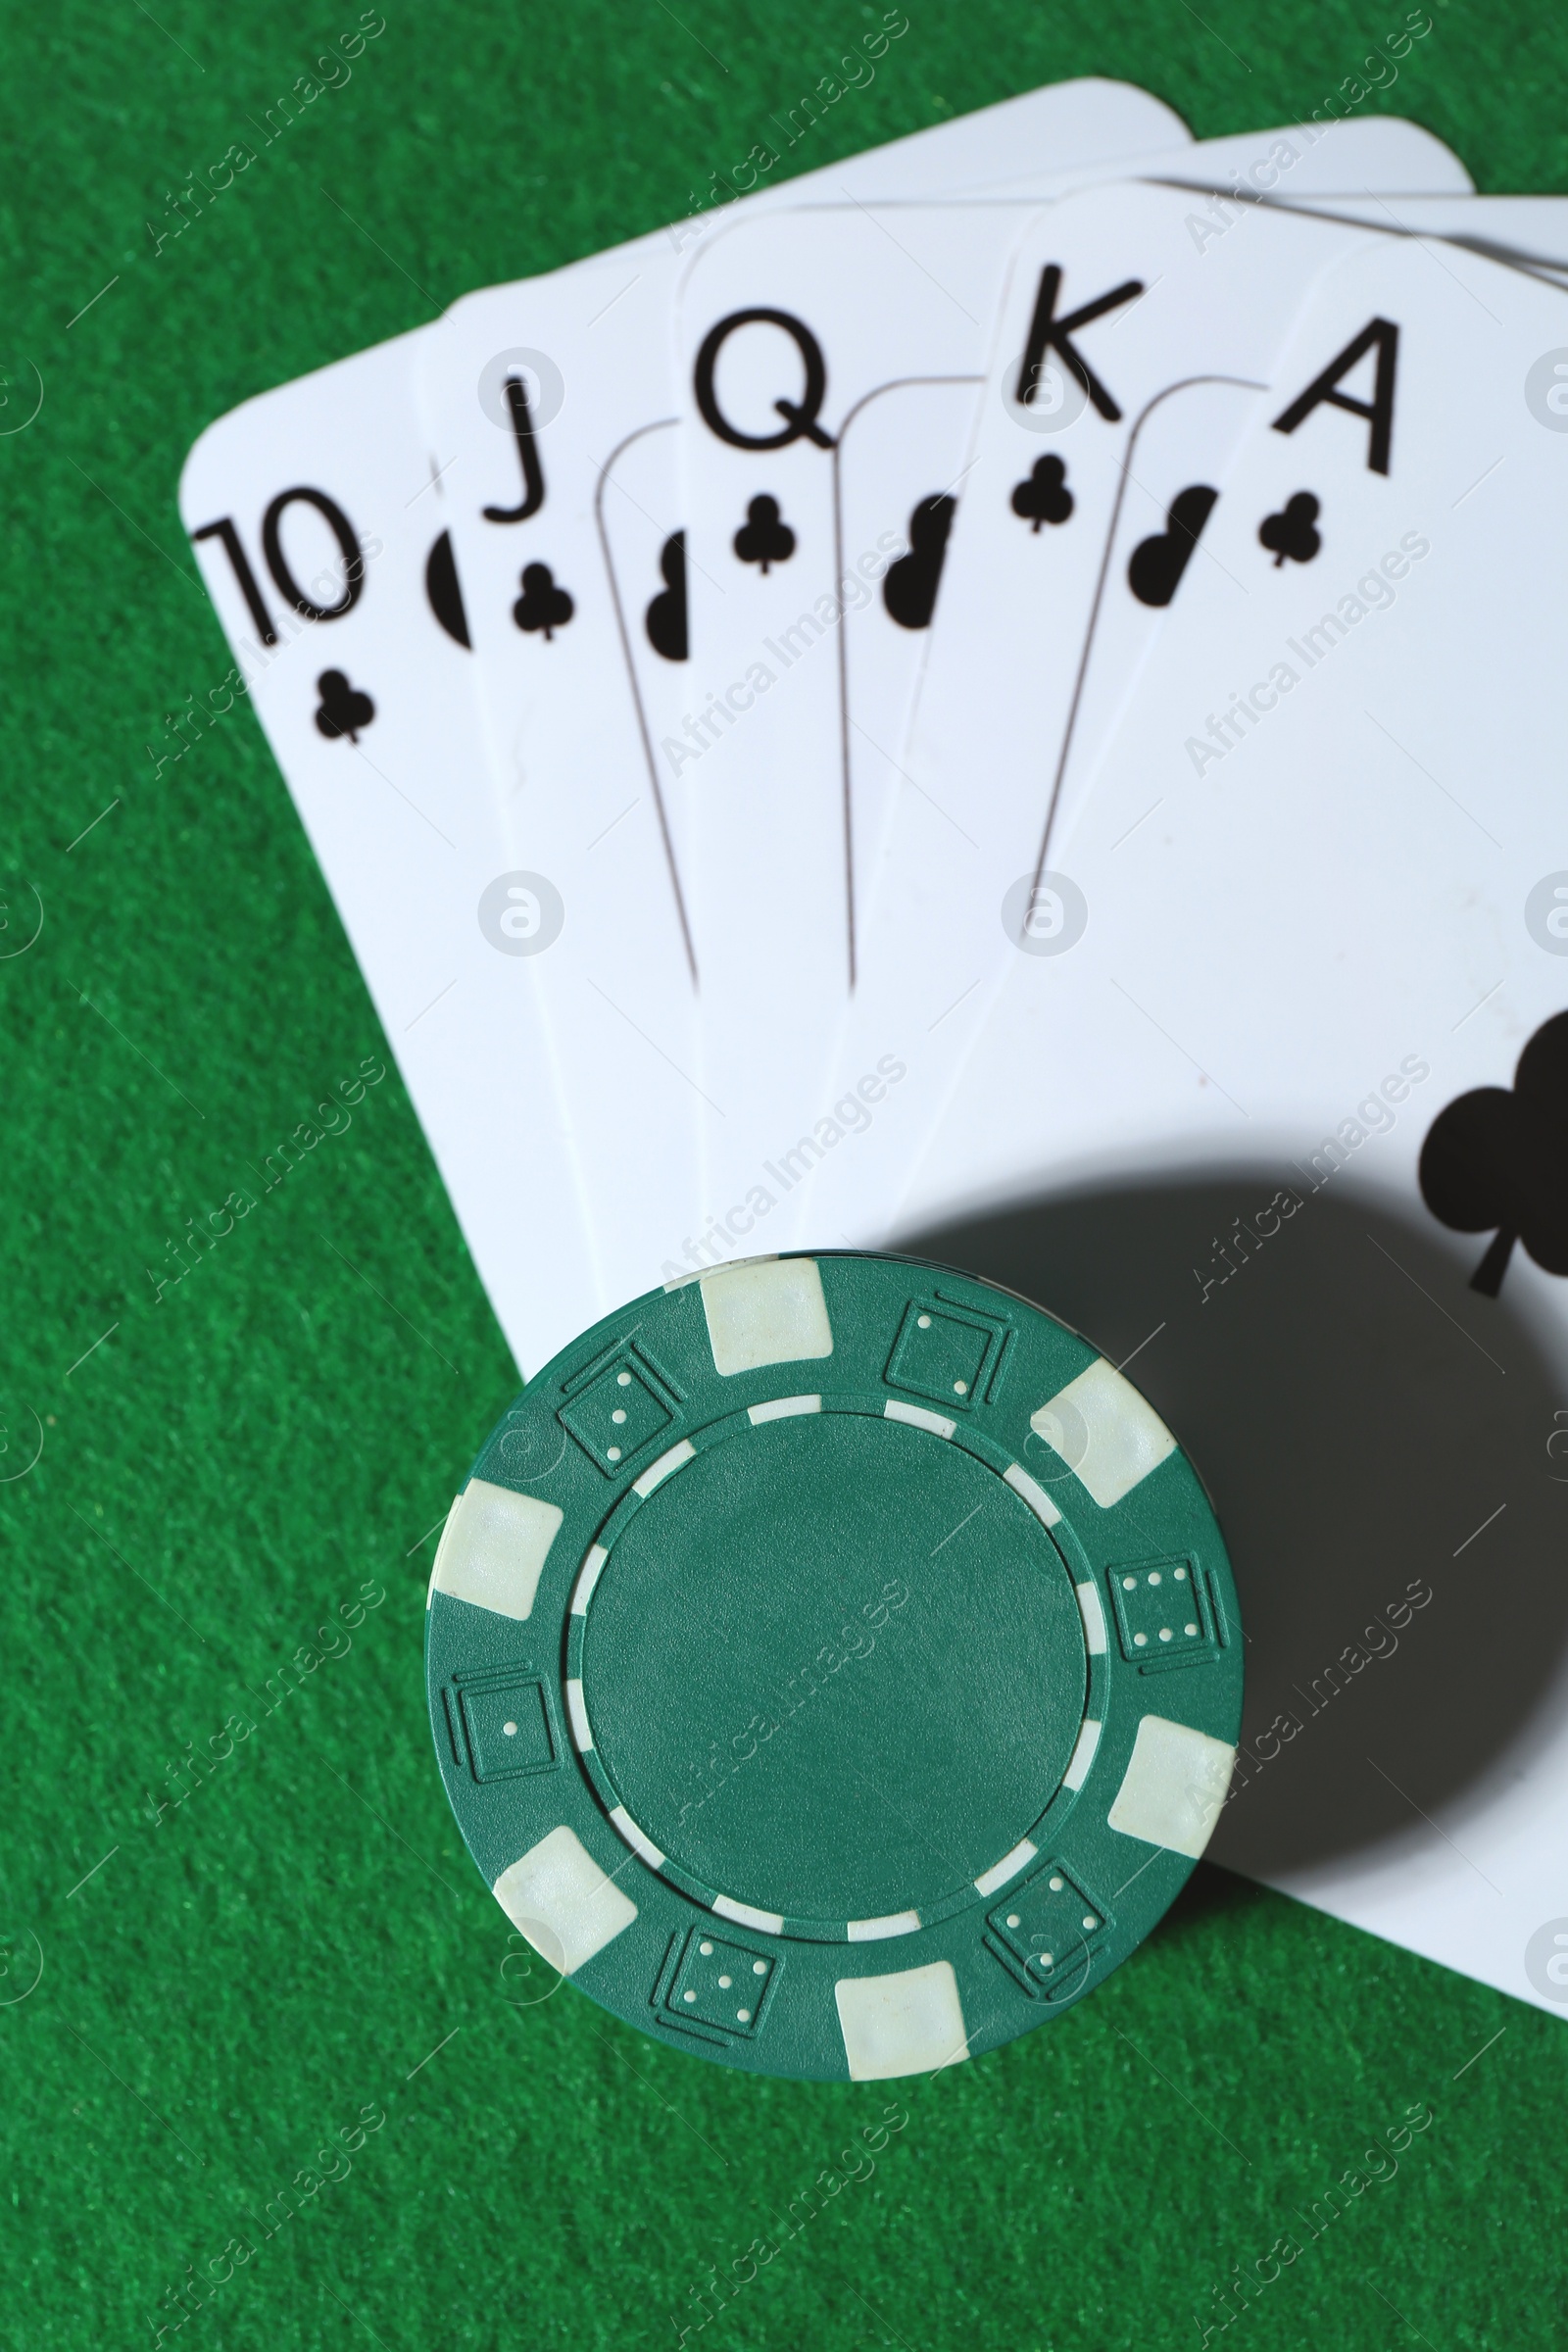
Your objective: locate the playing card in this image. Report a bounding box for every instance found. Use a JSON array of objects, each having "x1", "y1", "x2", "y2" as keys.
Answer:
[
  {"x1": 888, "y1": 230, "x2": 1568, "y2": 2012},
  {"x1": 412, "y1": 83, "x2": 1207, "y2": 1307},
  {"x1": 831, "y1": 374, "x2": 979, "y2": 939},
  {"x1": 180, "y1": 333, "x2": 604, "y2": 1377}
]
